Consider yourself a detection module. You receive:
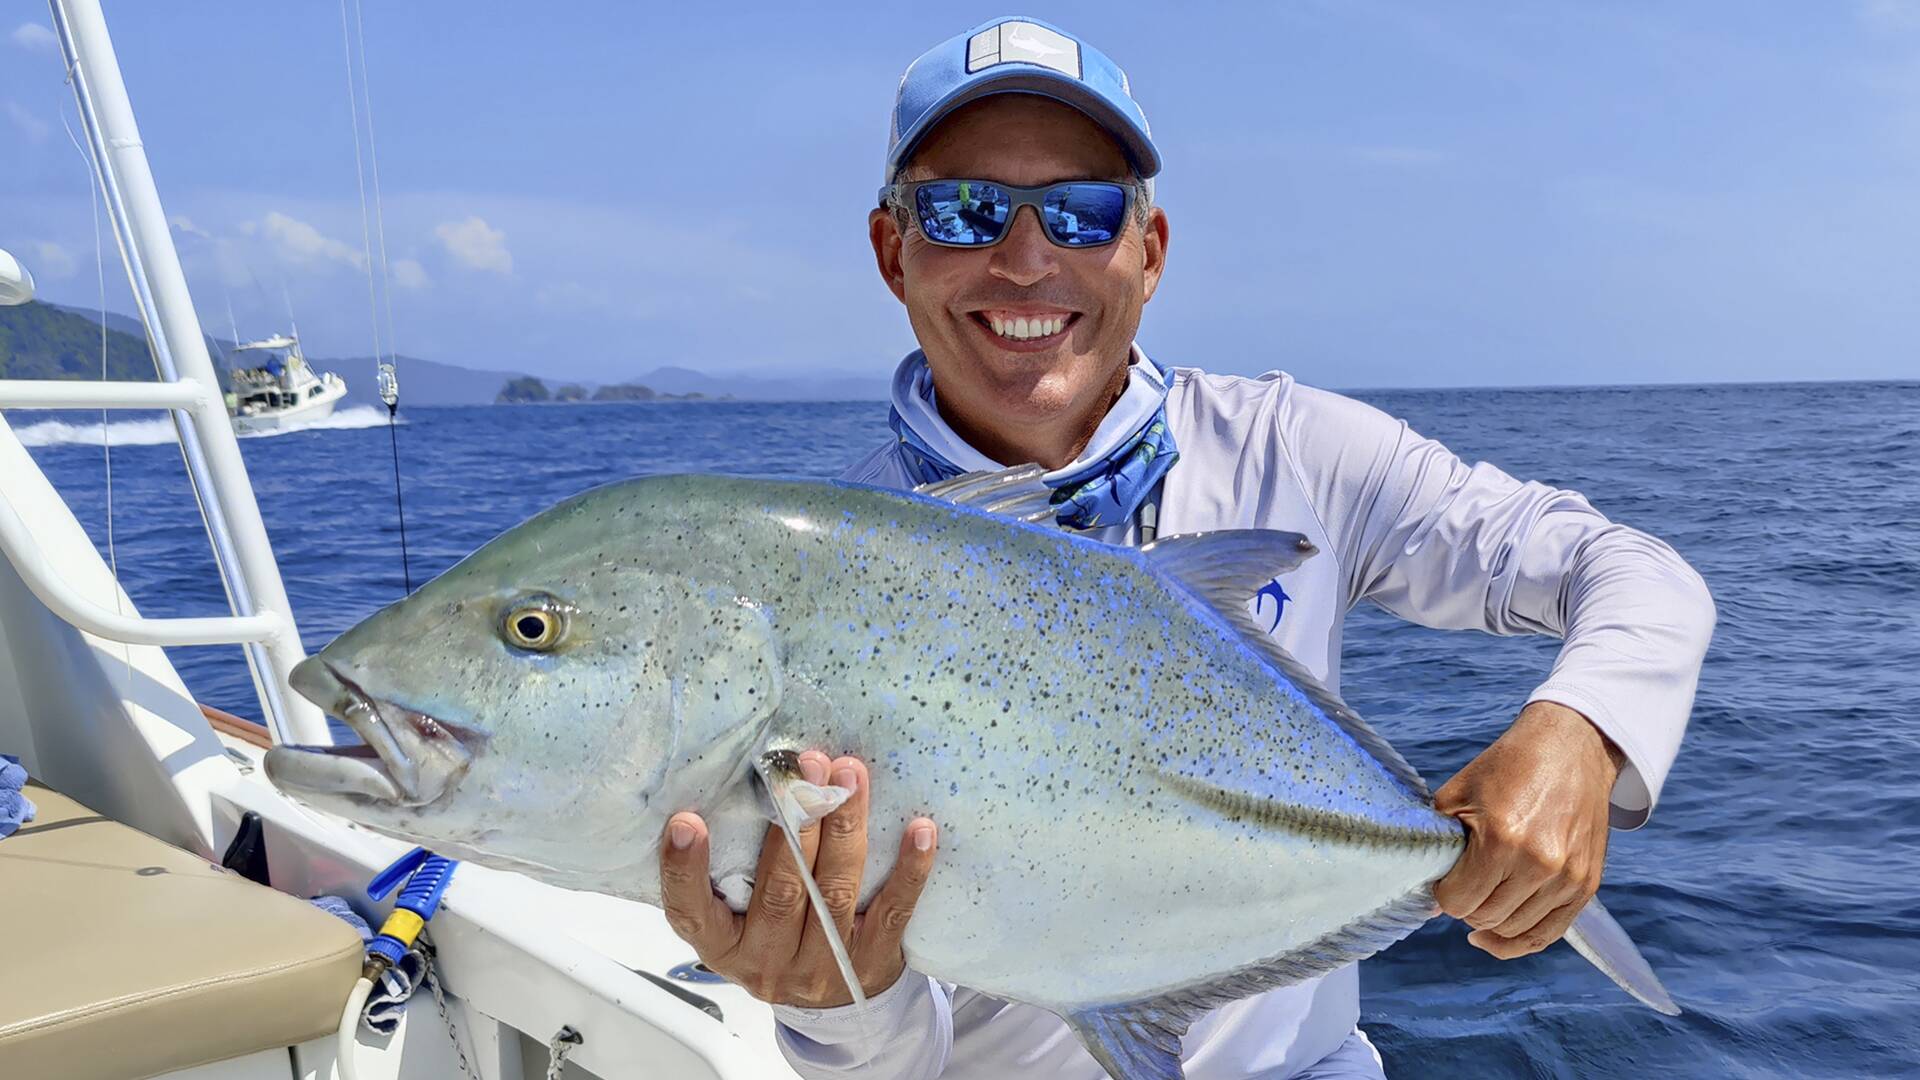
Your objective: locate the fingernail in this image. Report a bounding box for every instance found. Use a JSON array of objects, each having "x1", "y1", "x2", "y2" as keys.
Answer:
[
  {"x1": 669, "y1": 820, "x2": 695, "y2": 850},
  {"x1": 800, "y1": 756, "x2": 829, "y2": 785},
  {"x1": 833, "y1": 767, "x2": 859, "y2": 791},
  {"x1": 912, "y1": 825, "x2": 933, "y2": 852}
]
